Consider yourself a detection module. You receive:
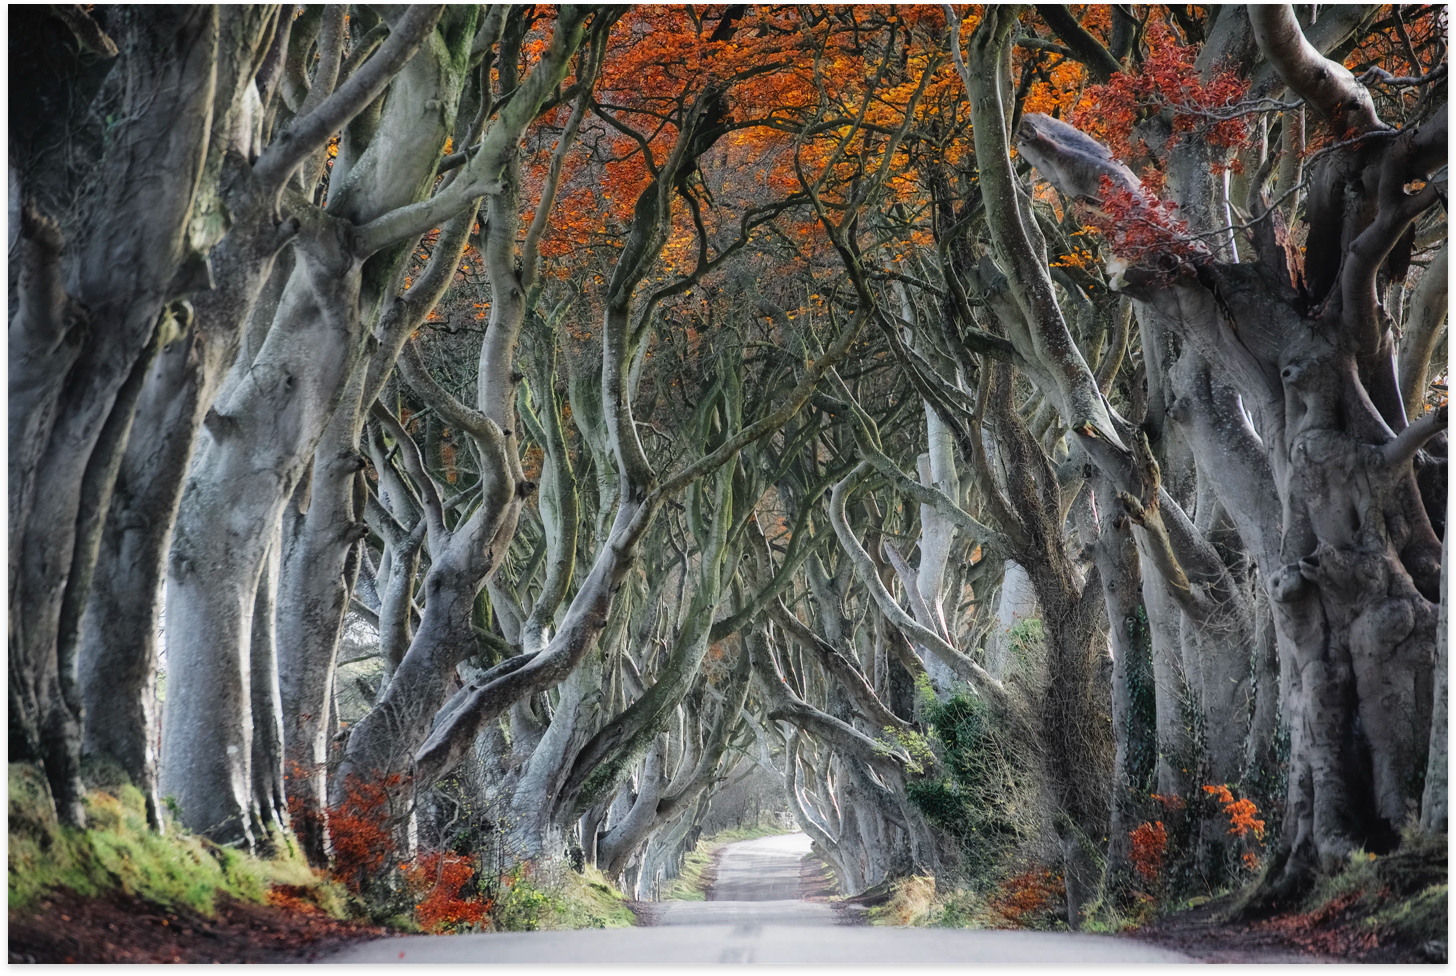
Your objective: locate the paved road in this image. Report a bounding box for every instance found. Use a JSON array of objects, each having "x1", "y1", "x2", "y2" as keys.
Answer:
[
  {"x1": 326, "y1": 832, "x2": 1194, "y2": 964},
  {"x1": 649, "y1": 832, "x2": 839, "y2": 927}
]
